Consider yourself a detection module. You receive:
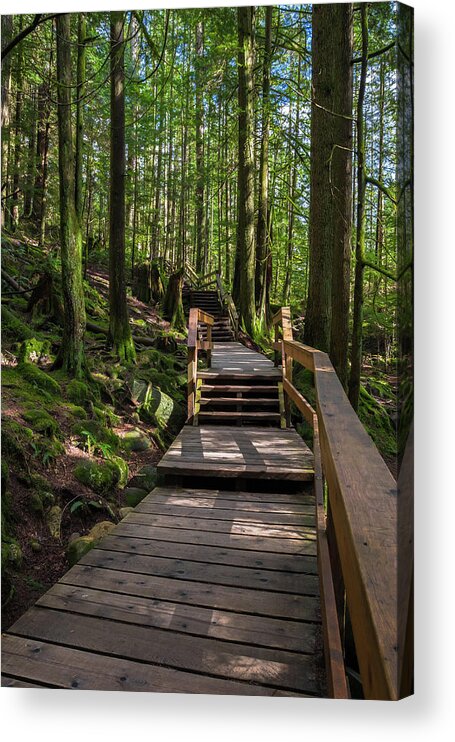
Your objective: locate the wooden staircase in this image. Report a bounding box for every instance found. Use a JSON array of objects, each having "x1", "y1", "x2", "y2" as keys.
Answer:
[
  {"x1": 197, "y1": 372, "x2": 282, "y2": 426},
  {"x1": 185, "y1": 288, "x2": 235, "y2": 342}
]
